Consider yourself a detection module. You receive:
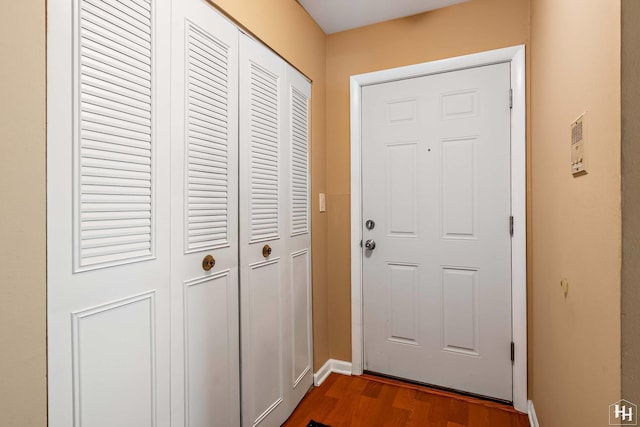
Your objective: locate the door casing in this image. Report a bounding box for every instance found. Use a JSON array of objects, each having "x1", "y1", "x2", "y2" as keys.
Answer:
[{"x1": 349, "y1": 45, "x2": 527, "y2": 412}]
